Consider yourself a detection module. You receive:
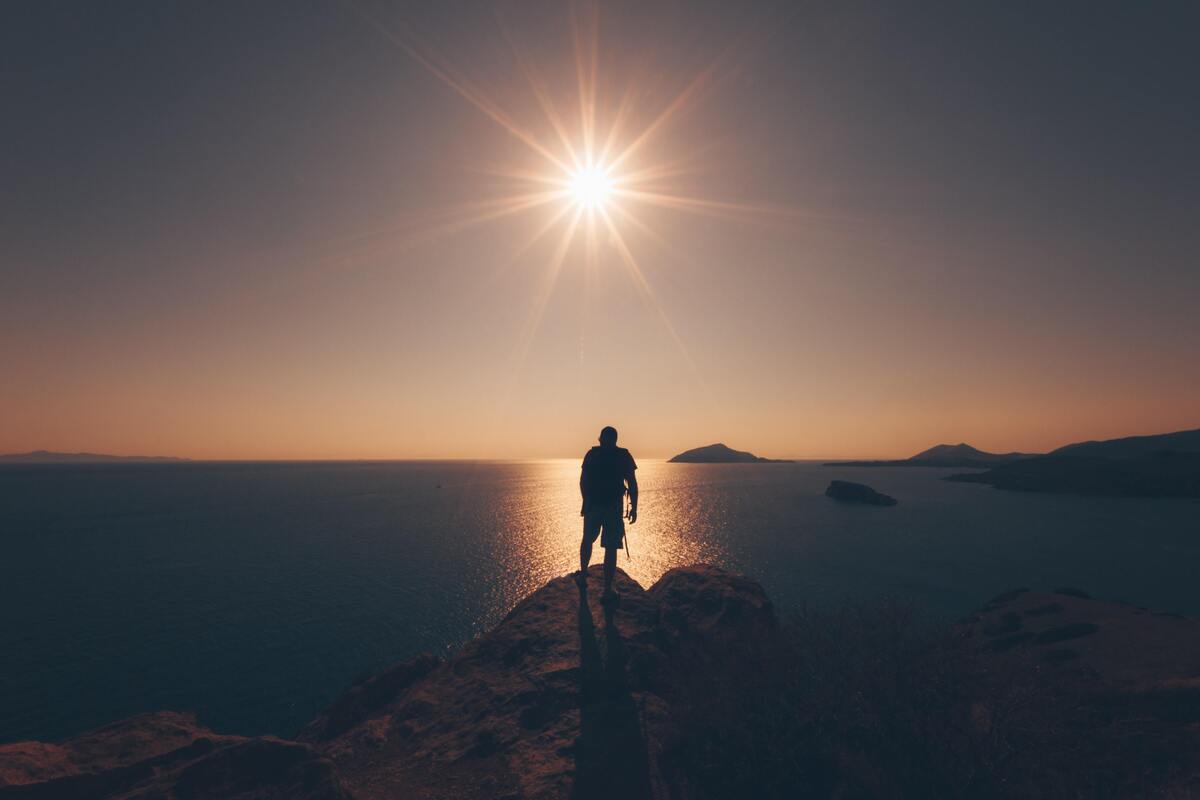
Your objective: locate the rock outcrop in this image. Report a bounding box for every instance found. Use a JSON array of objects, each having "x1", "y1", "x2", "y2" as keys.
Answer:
[
  {"x1": 824, "y1": 480, "x2": 897, "y2": 506},
  {"x1": 299, "y1": 564, "x2": 773, "y2": 800},
  {"x1": 0, "y1": 565, "x2": 773, "y2": 800}
]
